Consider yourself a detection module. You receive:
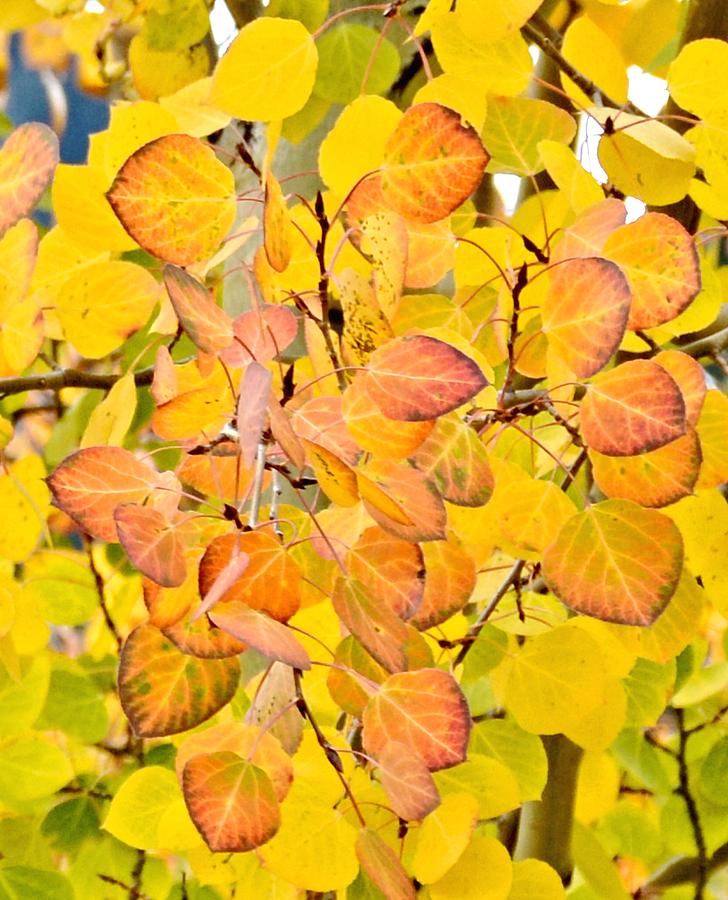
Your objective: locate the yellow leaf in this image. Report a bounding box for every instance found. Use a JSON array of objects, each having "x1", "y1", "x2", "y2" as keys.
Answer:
[
  {"x1": 211, "y1": 17, "x2": 318, "y2": 122},
  {"x1": 454, "y1": 0, "x2": 541, "y2": 44},
  {"x1": 103, "y1": 766, "x2": 190, "y2": 850},
  {"x1": 414, "y1": 75, "x2": 487, "y2": 132},
  {"x1": 0, "y1": 218, "x2": 37, "y2": 319},
  {"x1": 81, "y1": 374, "x2": 138, "y2": 448},
  {"x1": 696, "y1": 389, "x2": 728, "y2": 490},
  {"x1": 575, "y1": 750, "x2": 620, "y2": 824},
  {"x1": 564, "y1": 680, "x2": 627, "y2": 750},
  {"x1": 538, "y1": 140, "x2": 604, "y2": 213},
  {"x1": 56, "y1": 260, "x2": 162, "y2": 359},
  {"x1": 667, "y1": 38, "x2": 728, "y2": 120},
  {"x1": 508, "y1": 859, "x2": 565, "y2": 900},
  {"x1": 429, "y1": 834, "x2": 512, "y2": 899},
  {"x1": 129, "y1": 33, "x2": 210, "y2": 101},
  {"x1": 0, "y1": 455, "x2": 49, "y2": 563},
  {"x1": 561, "y1": 15, "x2": 628, "y2": 109},
  {"x1": 412, "y1": 793, "x2": 479, "y2": 884},
  {"x1": 434, "y1": 755, "x2": 520, "y2": 819},
  {"x1": 159, "y1": 76, "x2": 231, "y2": 137}
]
